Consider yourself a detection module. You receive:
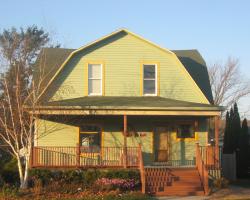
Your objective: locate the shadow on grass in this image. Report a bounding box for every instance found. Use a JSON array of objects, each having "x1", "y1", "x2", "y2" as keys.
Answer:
[{"x1": 231, "y1": 179, "x2": 250, "y2": 189}]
